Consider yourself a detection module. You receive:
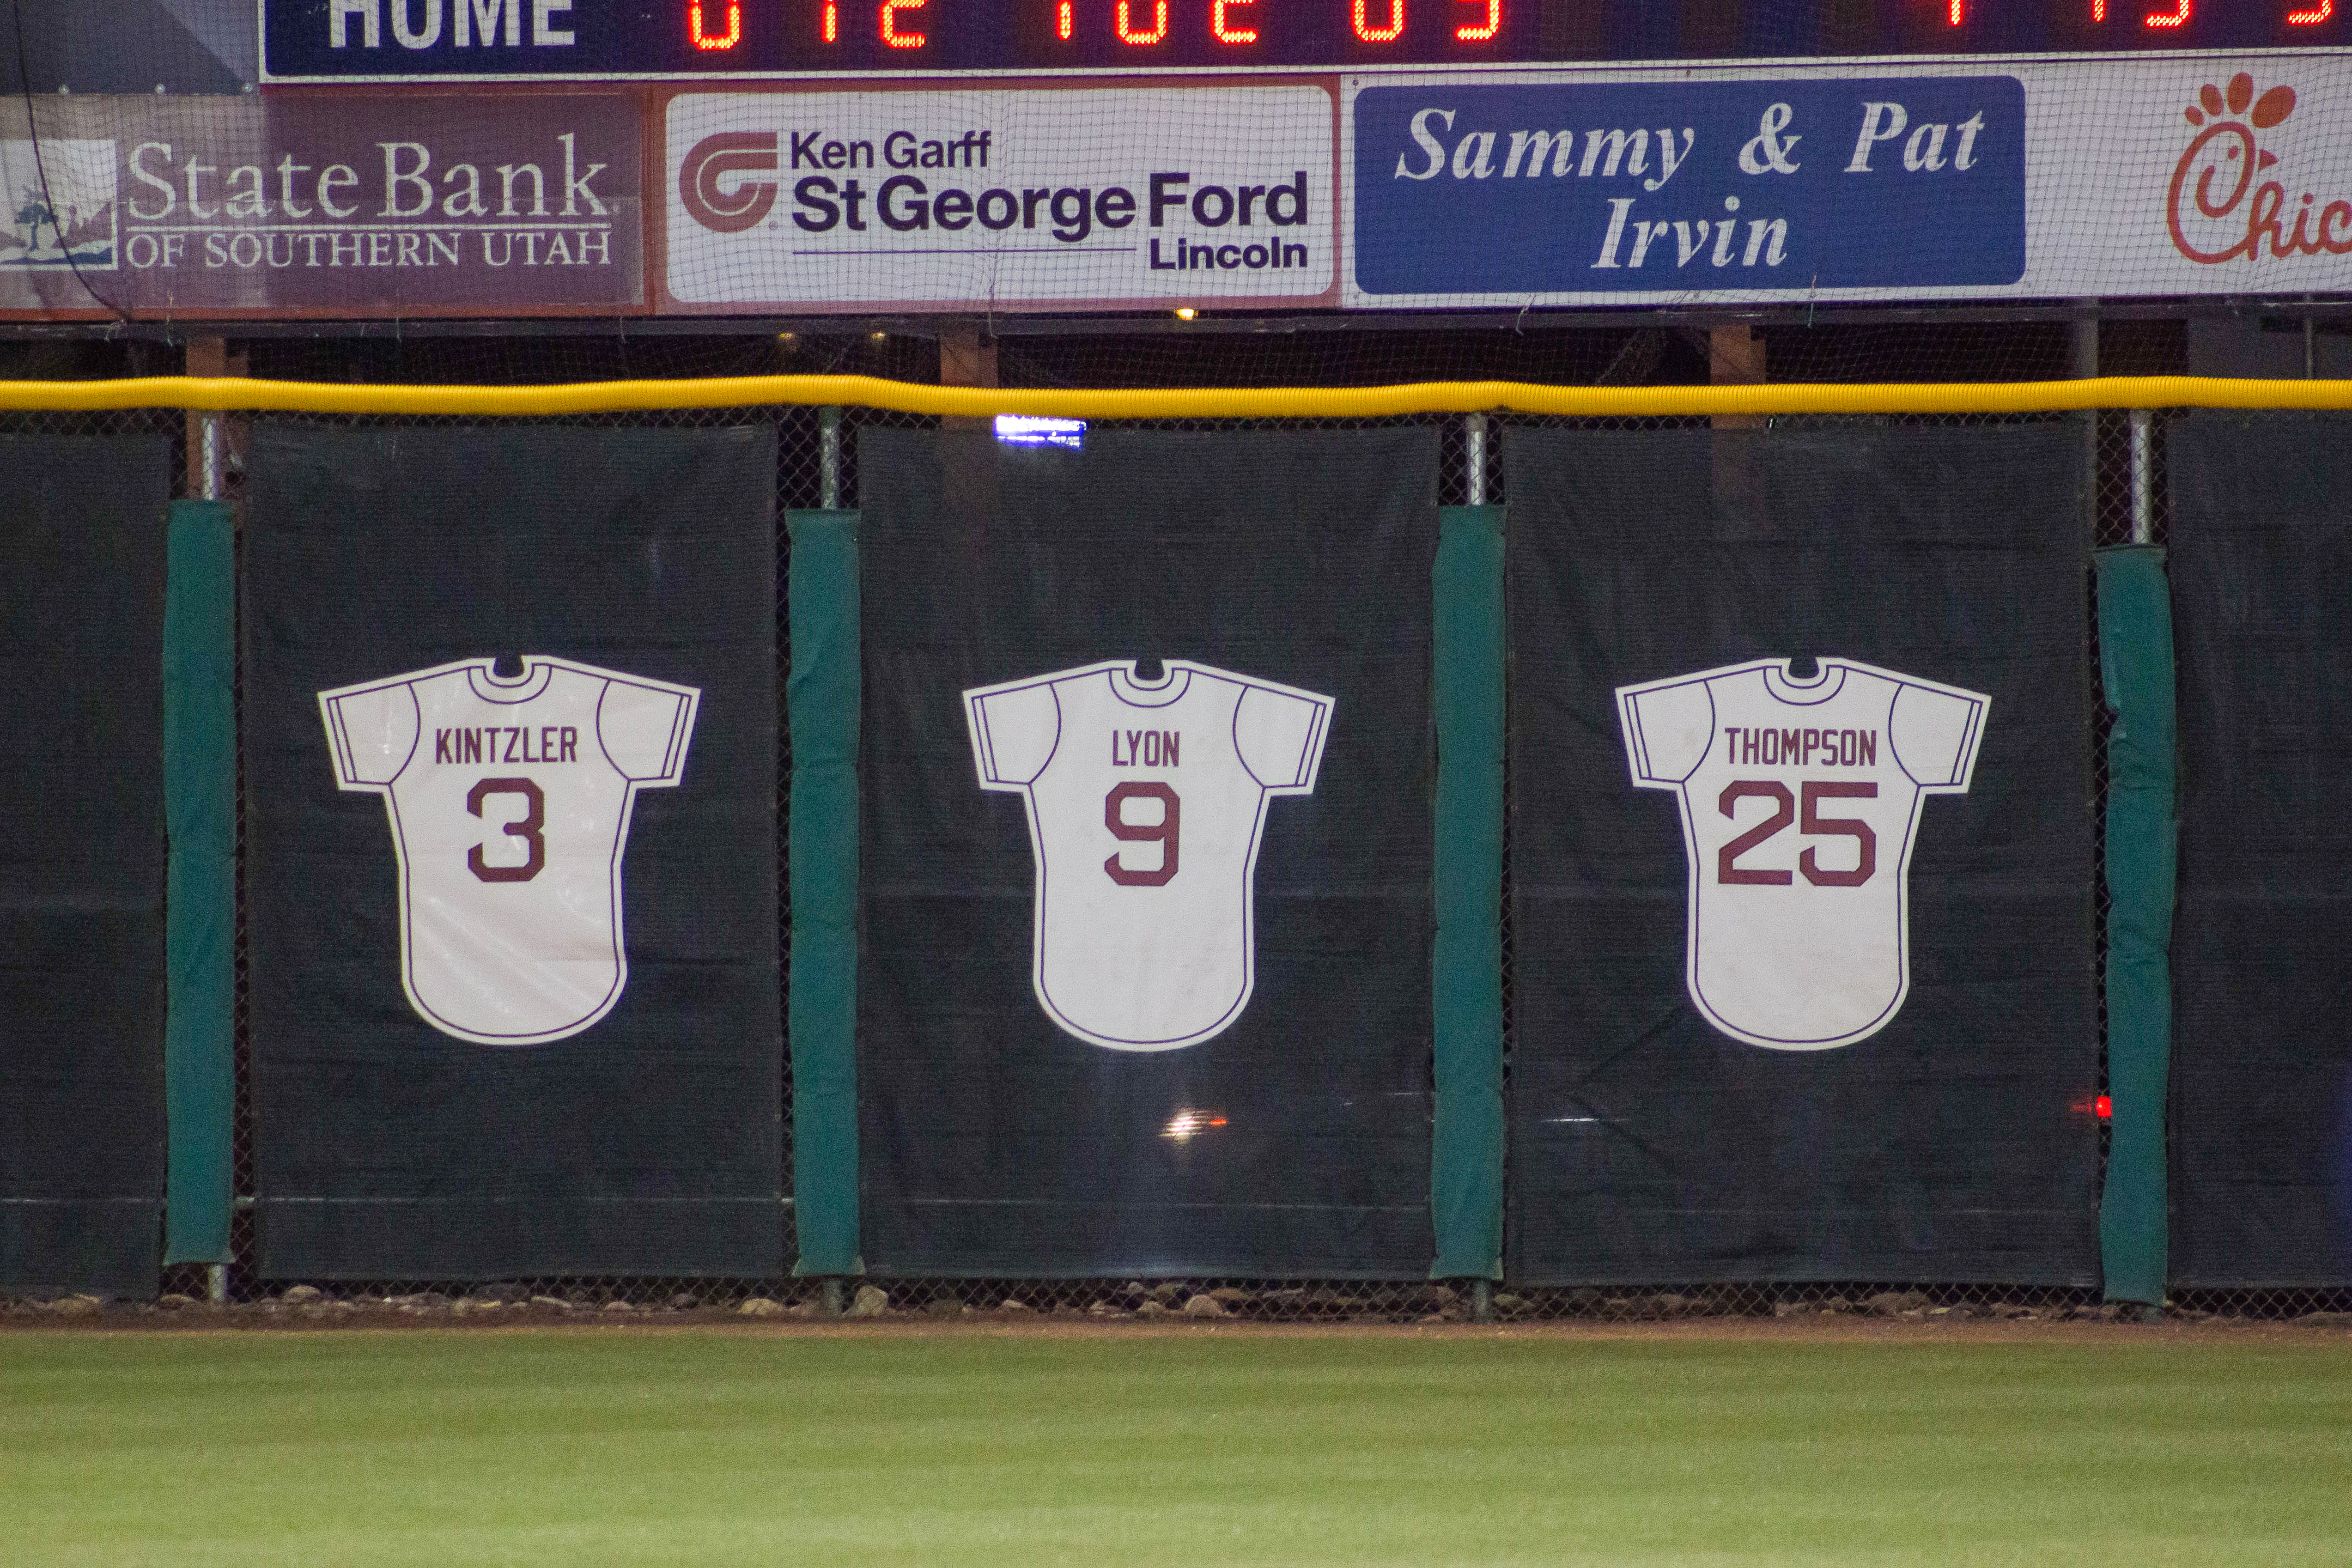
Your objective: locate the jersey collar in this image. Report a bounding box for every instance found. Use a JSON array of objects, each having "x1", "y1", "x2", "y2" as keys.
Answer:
[
  {"x1": 1761, "y1": 660, "x2": 1846, "y2": 705},
  {"x1": 1109, "y1": 663, "x2": 1191, "y2": 708},
  {"x1": 466, "y1": 658, "x2": 556, "y2": 705}
]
